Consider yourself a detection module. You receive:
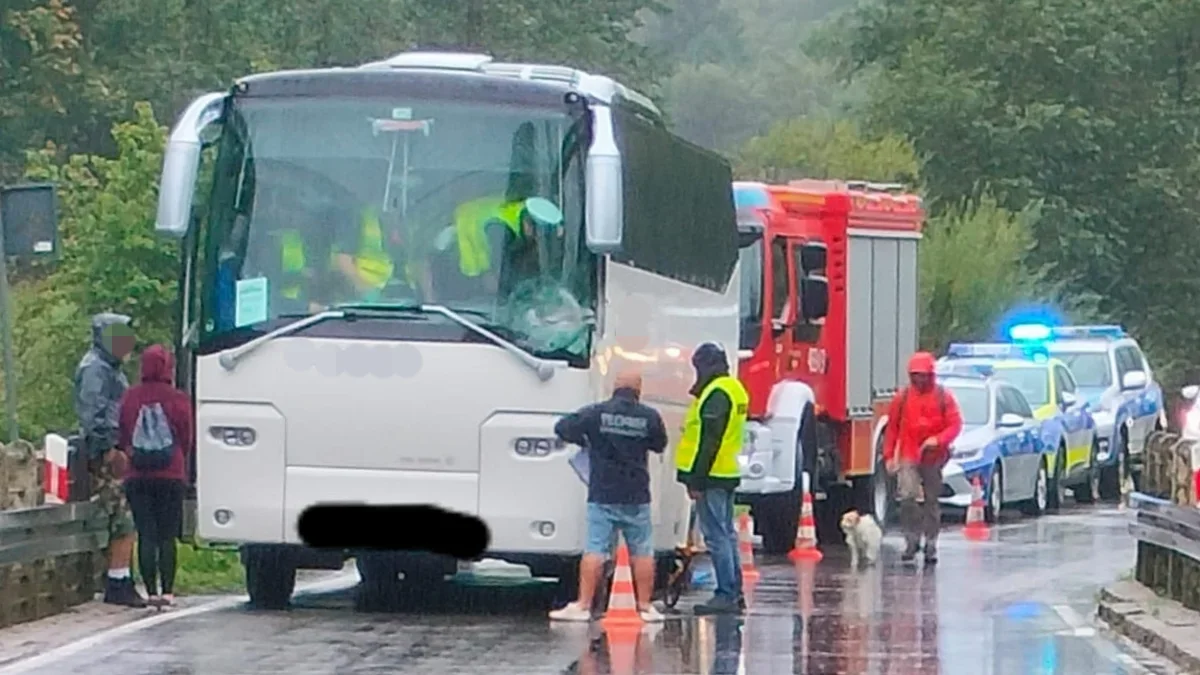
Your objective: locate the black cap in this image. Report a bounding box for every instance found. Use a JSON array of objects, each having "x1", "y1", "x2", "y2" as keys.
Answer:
[{"x1": 692, "y1": 342, "x2": 728, "y2": 371}]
